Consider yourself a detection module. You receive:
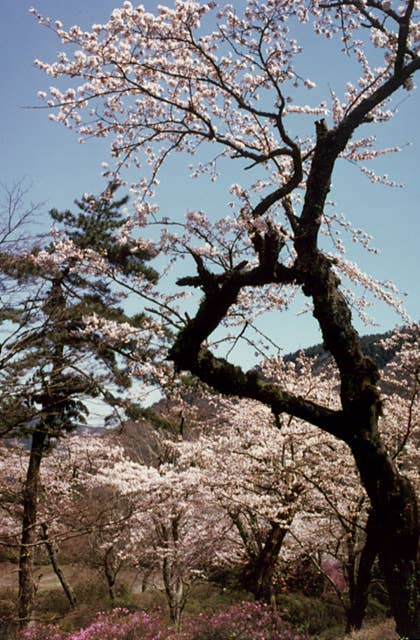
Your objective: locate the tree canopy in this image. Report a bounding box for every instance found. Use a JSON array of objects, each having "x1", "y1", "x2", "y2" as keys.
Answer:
[{"x1": 19, "y1": 1, "x2": 420, "y2": 635}]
